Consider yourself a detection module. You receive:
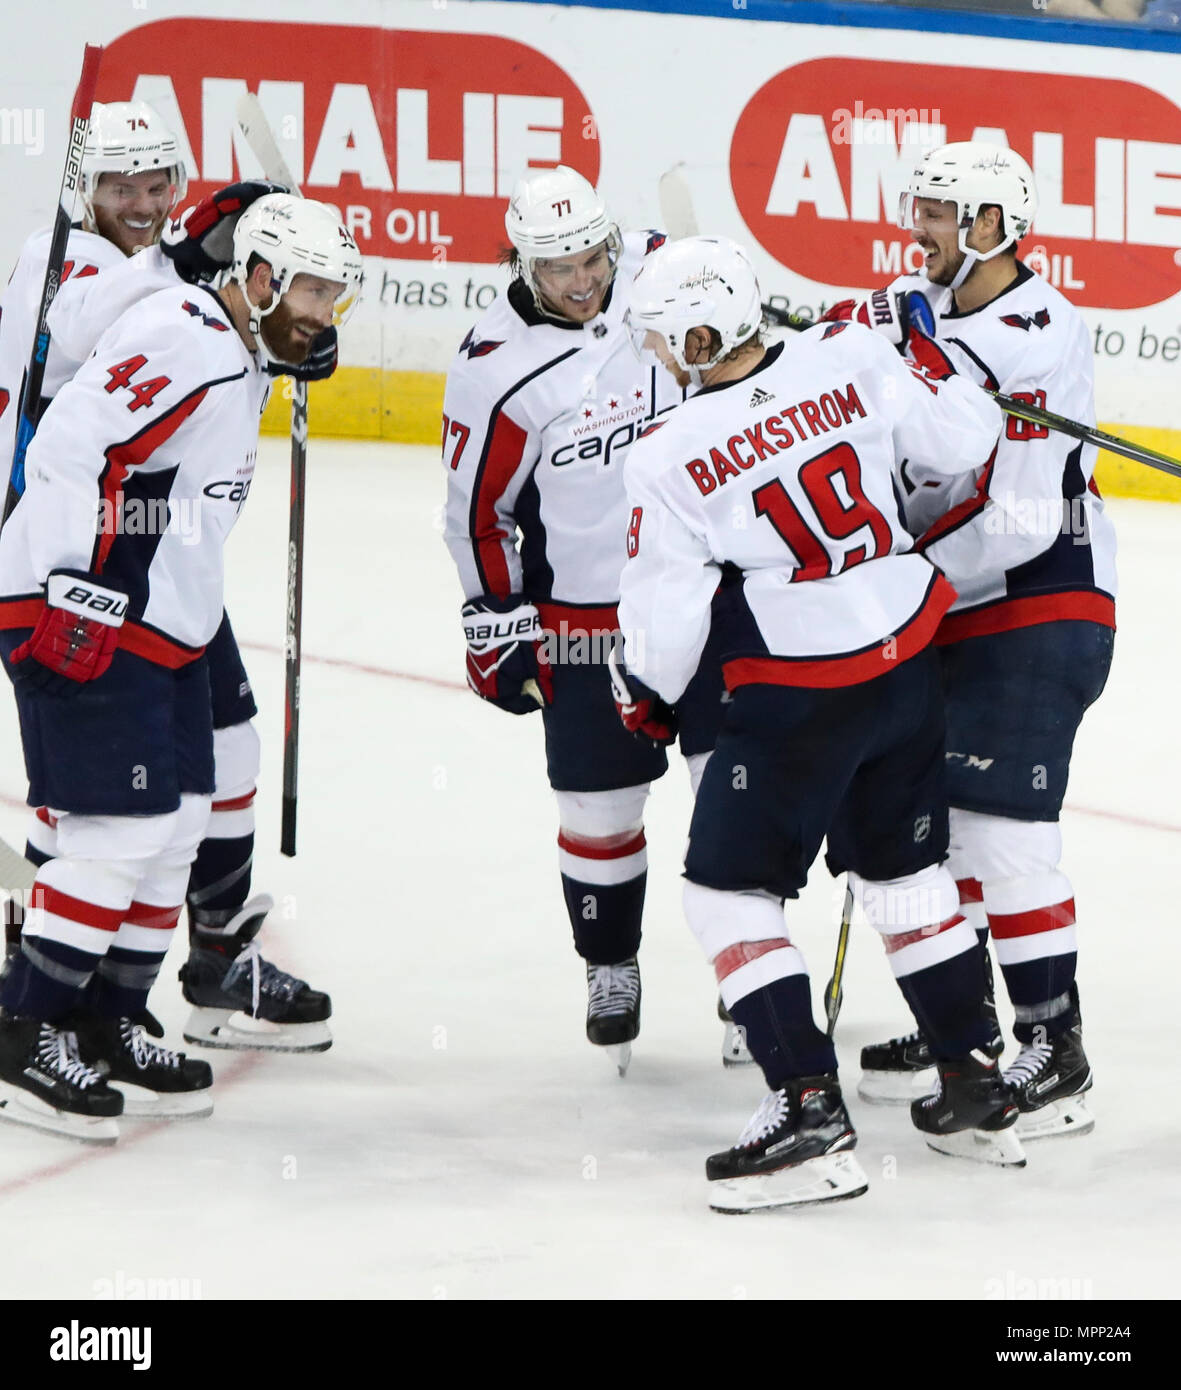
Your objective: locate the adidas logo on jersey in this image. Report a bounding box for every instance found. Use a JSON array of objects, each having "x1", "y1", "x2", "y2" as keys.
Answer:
[{"x1": 748, "y1": 387, "x2": 774, "y2": 408}]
